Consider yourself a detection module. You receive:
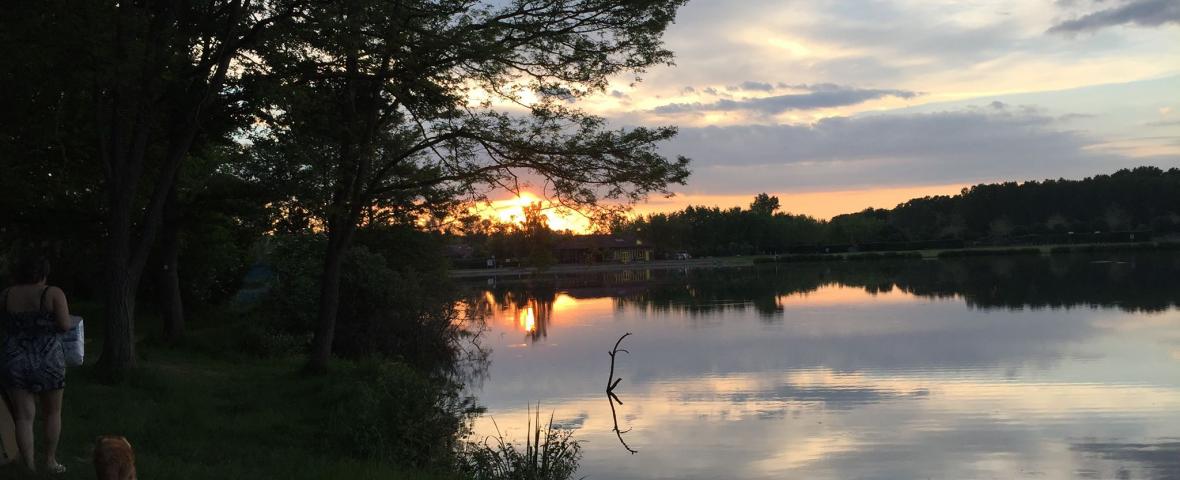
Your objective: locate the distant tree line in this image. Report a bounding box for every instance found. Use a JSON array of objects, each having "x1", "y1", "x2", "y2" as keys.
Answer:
[{"x1": 613, "y1": 167, "x2": 1180, "y2": 257}]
